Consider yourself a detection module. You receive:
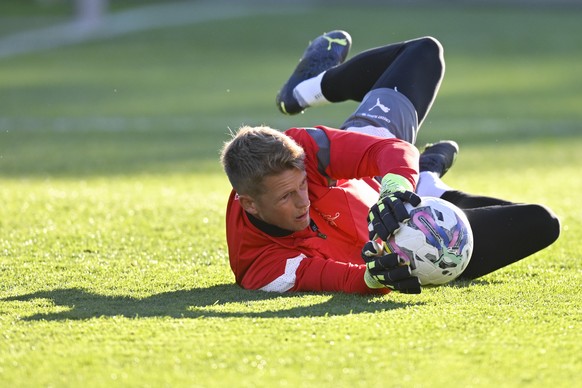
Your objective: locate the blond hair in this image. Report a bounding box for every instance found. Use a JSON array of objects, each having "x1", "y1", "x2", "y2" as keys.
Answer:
[{"x1": 220, "y1": 126, "x2": 305, "y2": 197}]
